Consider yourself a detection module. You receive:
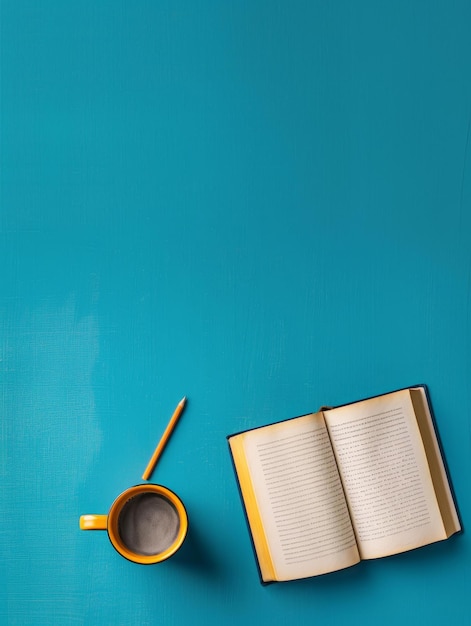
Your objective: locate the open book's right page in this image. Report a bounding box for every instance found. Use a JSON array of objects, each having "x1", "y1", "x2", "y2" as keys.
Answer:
[{"x1": 324, "y1": 389, "x2": 455, "y2": 560}]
